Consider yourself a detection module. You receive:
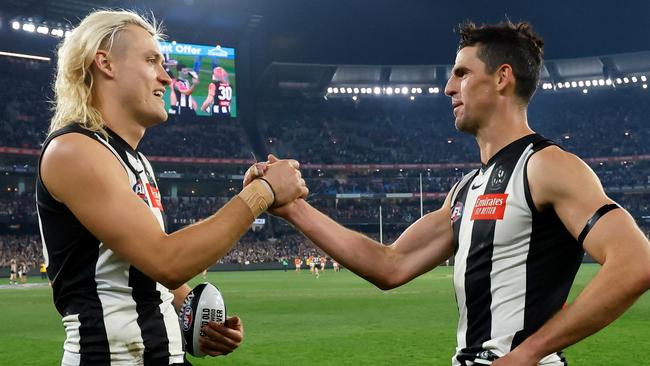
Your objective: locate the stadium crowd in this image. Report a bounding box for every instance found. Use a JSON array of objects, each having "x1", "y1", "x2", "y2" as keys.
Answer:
[{"x1": 1, "y1": 56, "x2": 649, "y2": 270}]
